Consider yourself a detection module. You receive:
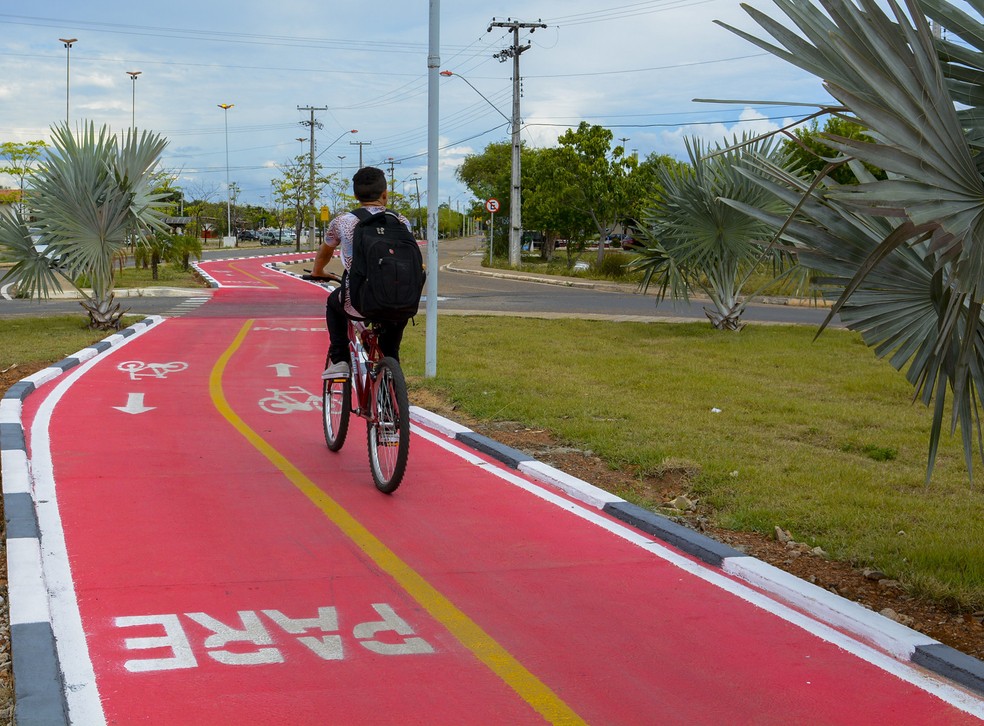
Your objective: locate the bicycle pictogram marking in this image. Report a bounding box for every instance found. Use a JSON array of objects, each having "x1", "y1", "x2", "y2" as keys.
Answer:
[
  {"x1": 117, "y1": 361, "x2": 189, "y2": 380},
  {"x1": 258, "y1": 386, "x2": 323, "y2": 414}
]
